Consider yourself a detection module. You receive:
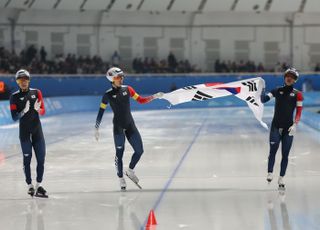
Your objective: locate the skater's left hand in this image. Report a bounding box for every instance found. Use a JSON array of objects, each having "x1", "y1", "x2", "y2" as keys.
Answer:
[
  {"x1": 288, "y1": 123, "x2": 296, "y2": 136},
  {"x1": 153, "y1": 92, "x2": 164, "y2": 99},
  {"x1": 34, "y1": 99, "x2": 41, "y2": 112}
]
